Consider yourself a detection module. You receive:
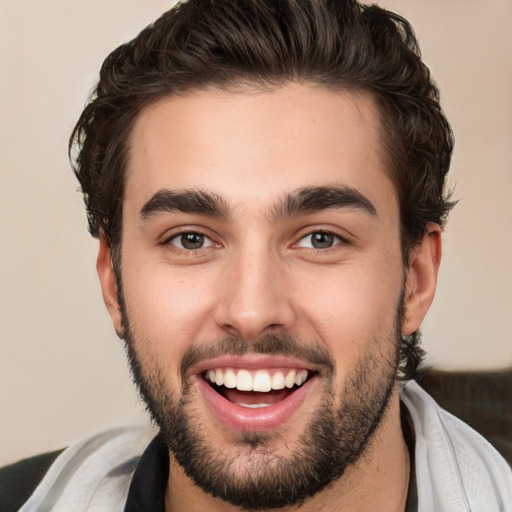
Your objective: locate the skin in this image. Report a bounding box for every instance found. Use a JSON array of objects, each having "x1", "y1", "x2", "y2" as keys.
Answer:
[{"x1": 97, "y1": 83, "x2": 441, "y2": 511}]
